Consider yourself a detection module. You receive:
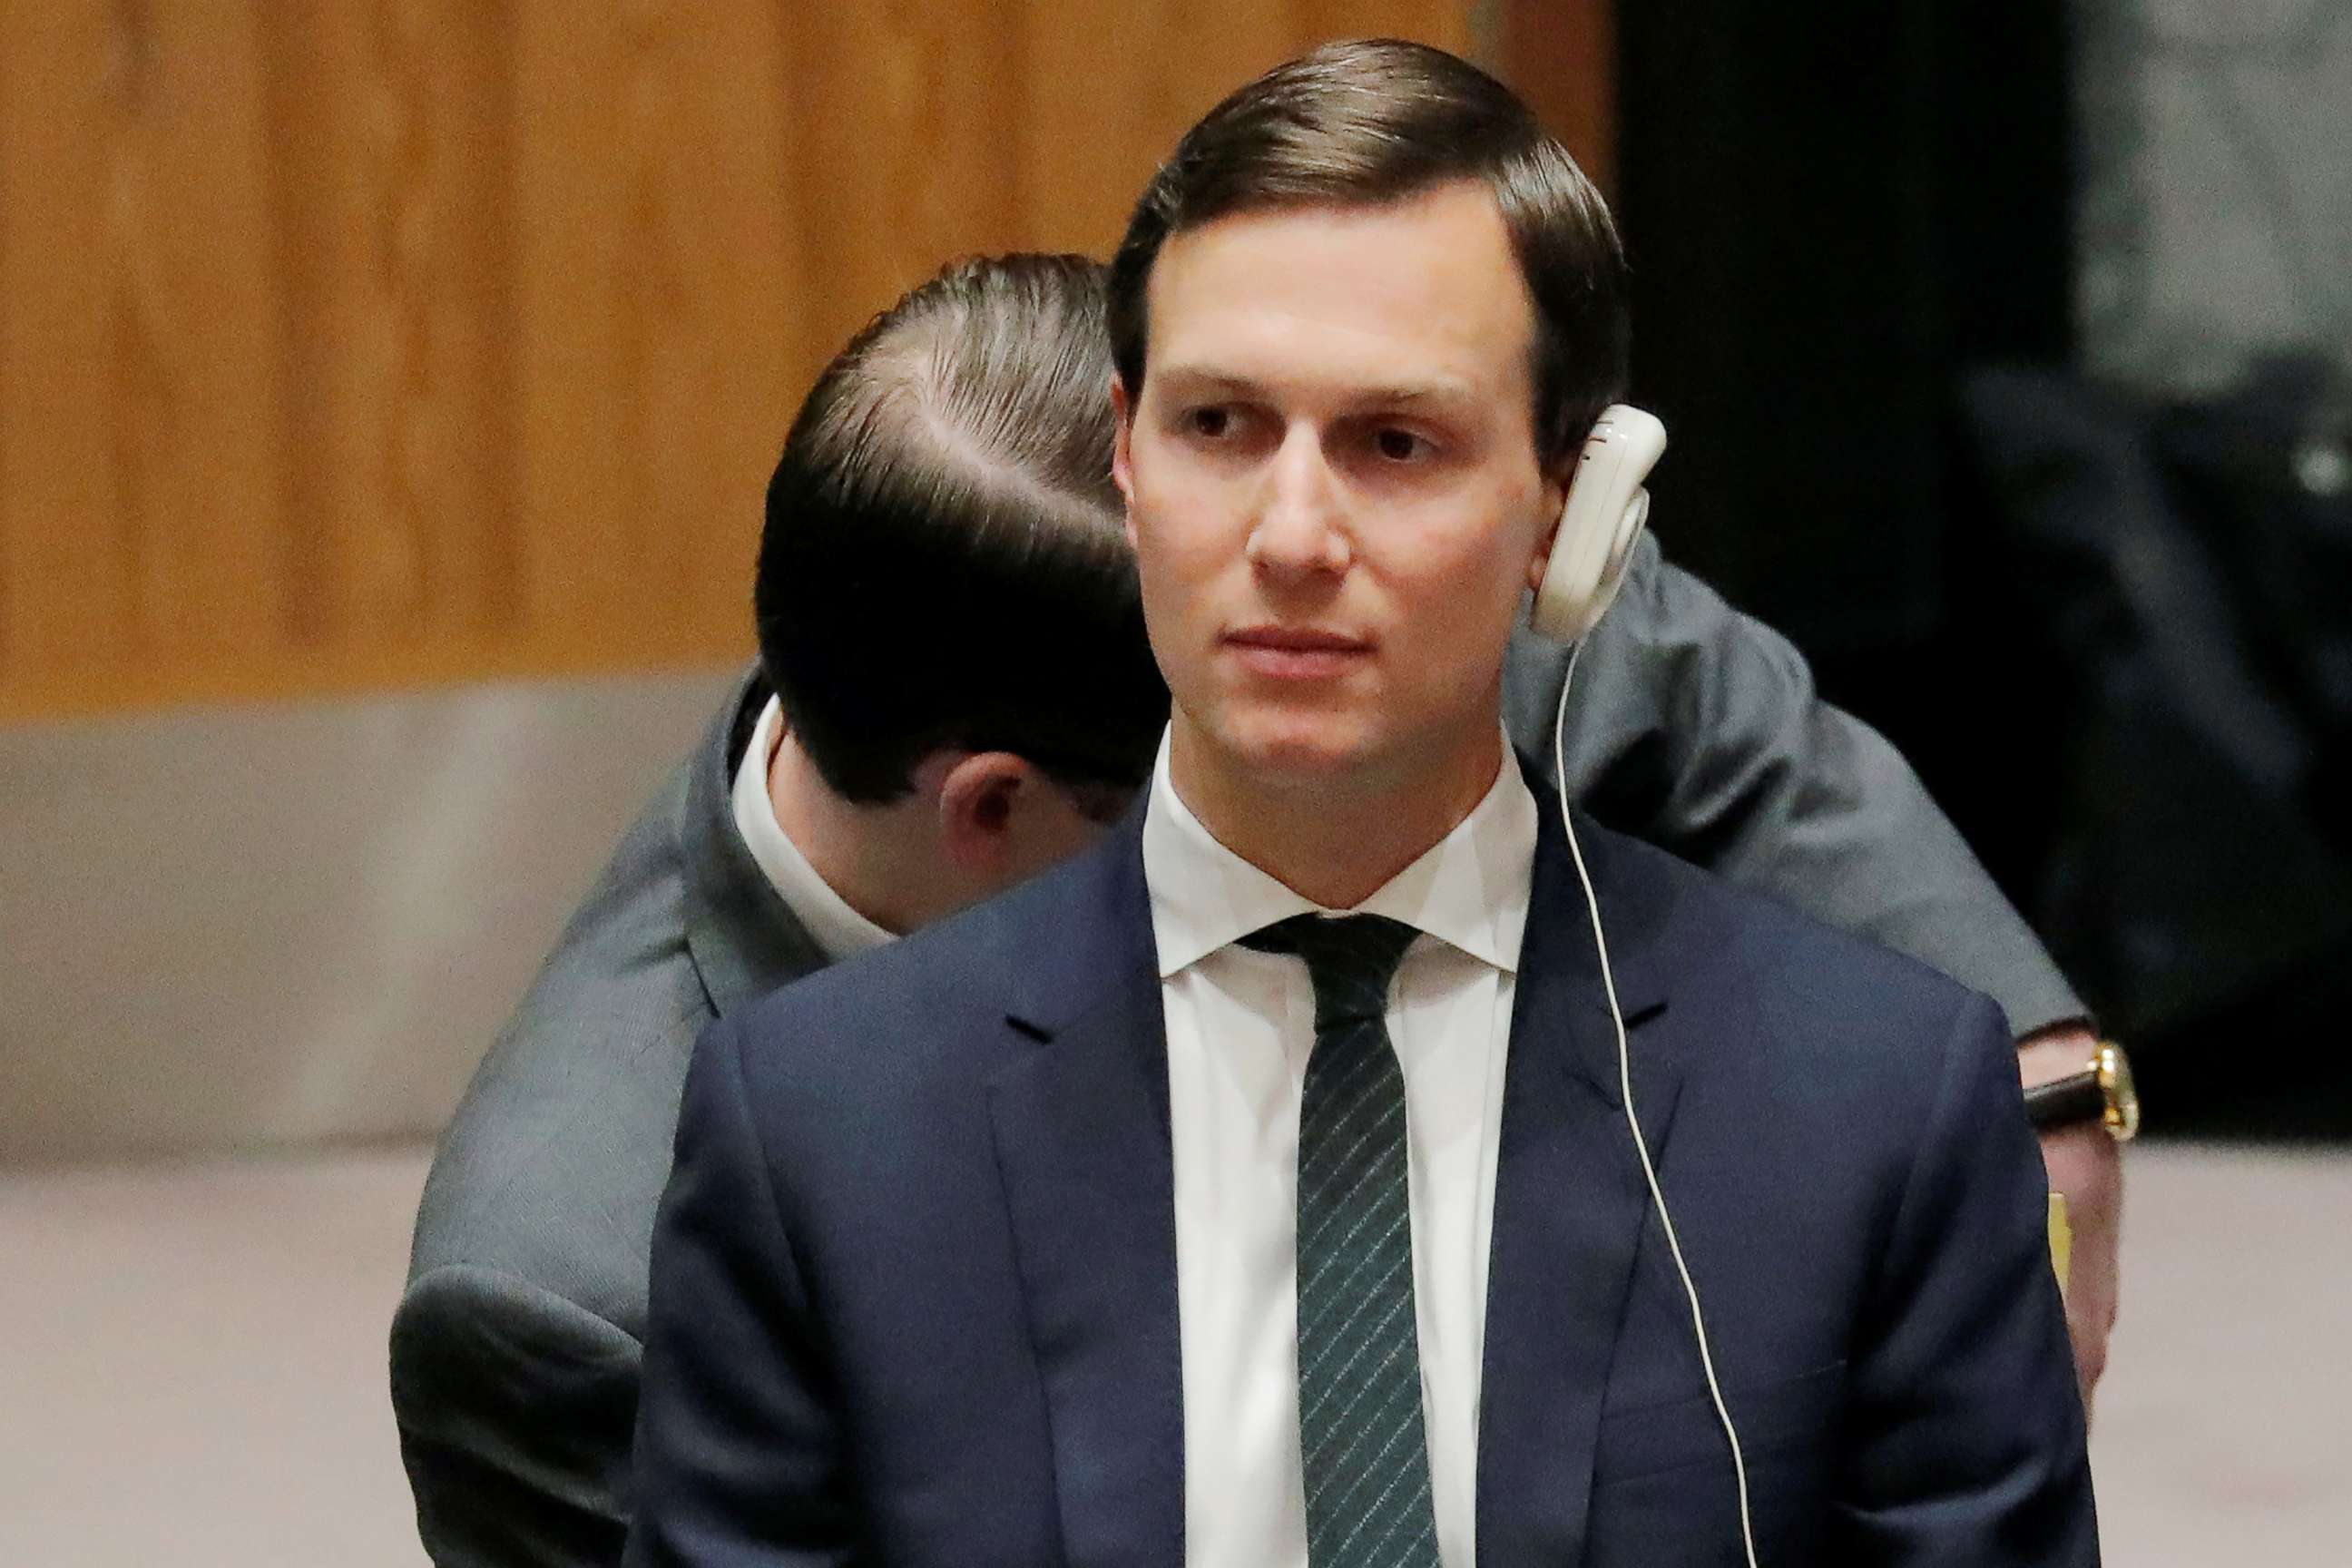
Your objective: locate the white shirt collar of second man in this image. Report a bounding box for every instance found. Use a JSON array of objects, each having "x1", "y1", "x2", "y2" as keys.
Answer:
[{"x1": 730, "y1": 696, "x2": 894, "y2": 964}]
